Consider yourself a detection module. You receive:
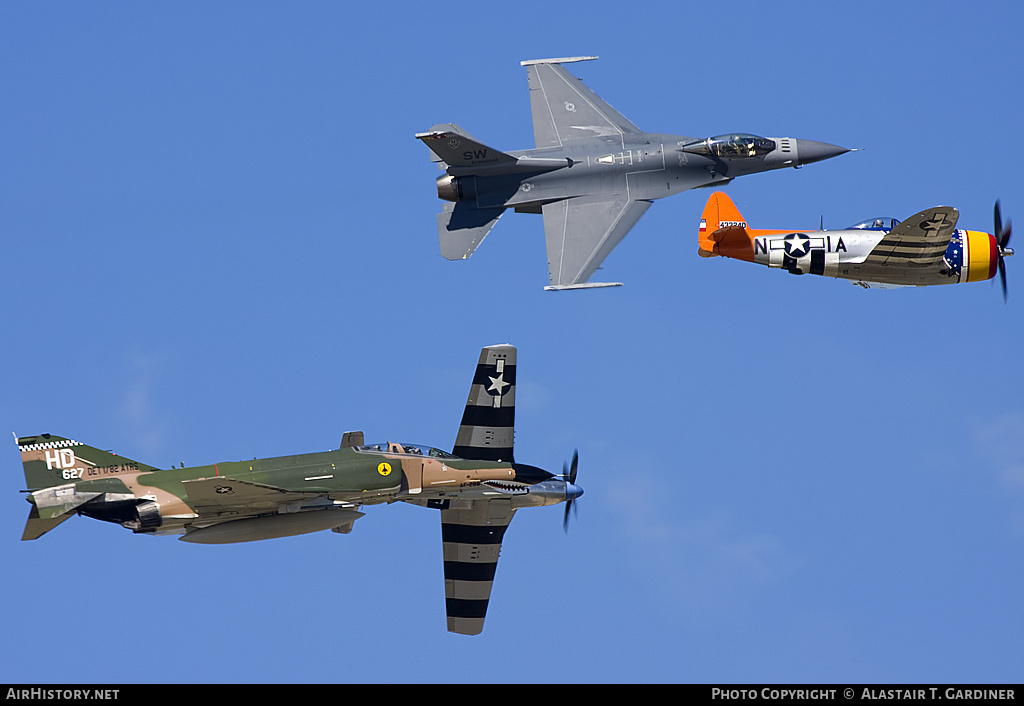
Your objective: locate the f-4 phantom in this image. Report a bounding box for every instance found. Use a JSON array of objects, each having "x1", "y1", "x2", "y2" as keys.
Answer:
[
  {"x1": 416, "y1": 56, "x2": 850, "y2": 290},
  {"x1": 698, "y1": 192, "x2": 1014, "y2": 296},
  {"x1": 16, "y1": 344, "x2": 582, "y2": 636}
]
